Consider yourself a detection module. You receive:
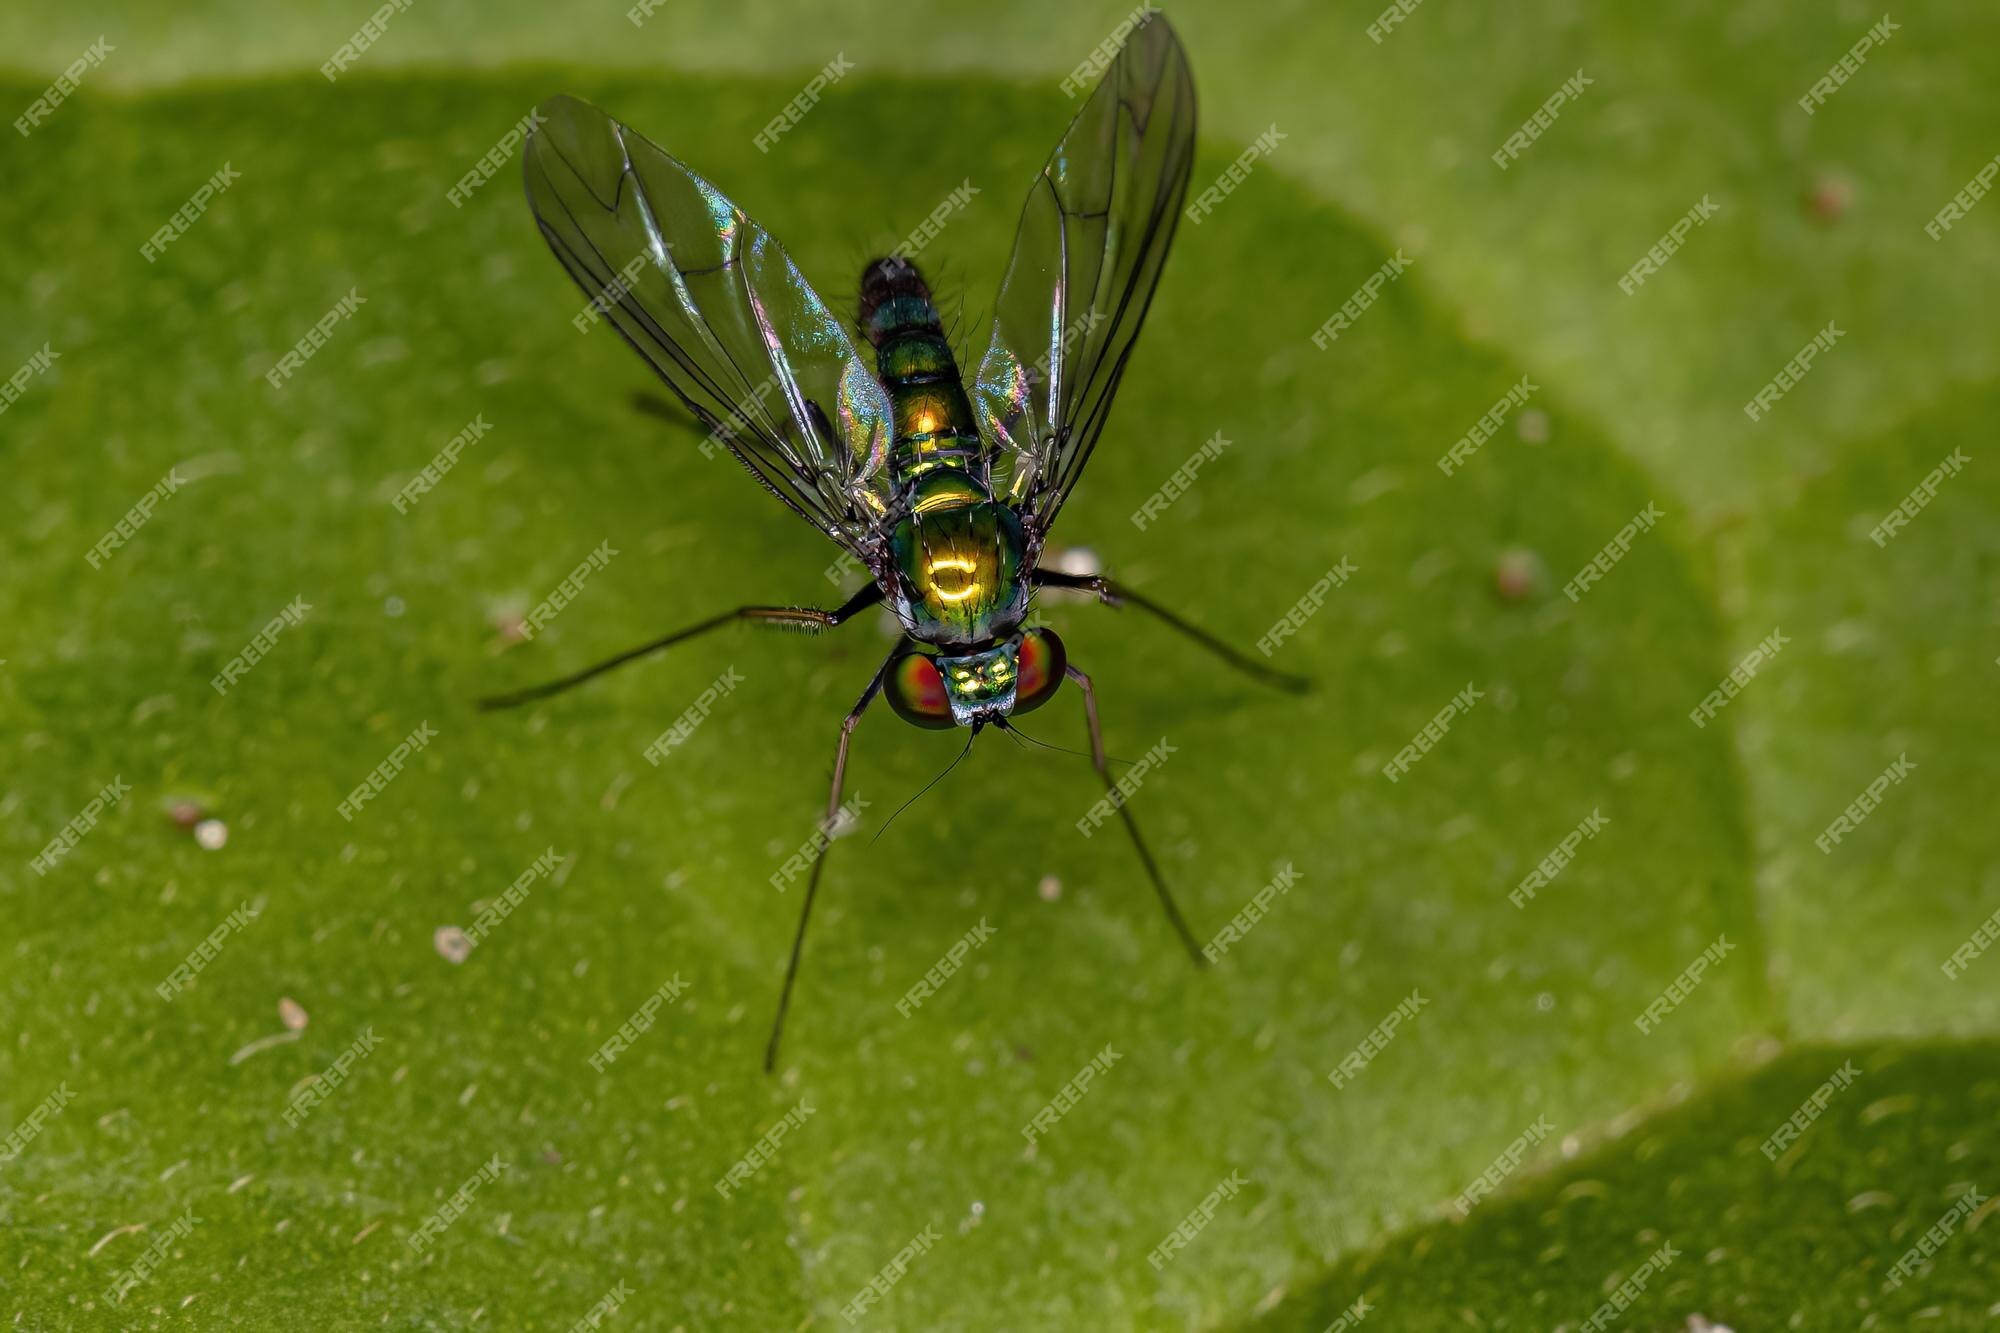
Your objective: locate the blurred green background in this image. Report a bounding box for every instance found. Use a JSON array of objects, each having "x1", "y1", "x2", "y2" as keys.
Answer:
[{"x1": 2, "y1": 1, "x2": 1996, "y2": 1328}]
